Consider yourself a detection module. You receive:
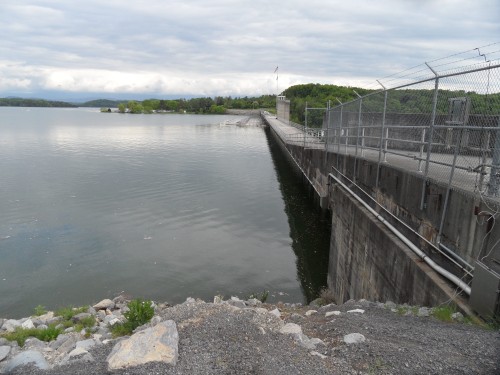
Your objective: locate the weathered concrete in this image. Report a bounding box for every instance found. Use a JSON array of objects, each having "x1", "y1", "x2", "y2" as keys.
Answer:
[{"x1": 263, "y1": 113, "x2": 488, "y2": 310}]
